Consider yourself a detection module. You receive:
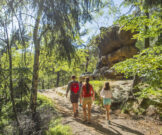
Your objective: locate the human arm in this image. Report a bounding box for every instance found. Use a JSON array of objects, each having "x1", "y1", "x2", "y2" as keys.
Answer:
[
  {"x1": 100, "y1": 89, "x2": 104, "y2": 98},
  {"x1": 109, "y1": 90, "x2": 112, "y2": 98}
]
